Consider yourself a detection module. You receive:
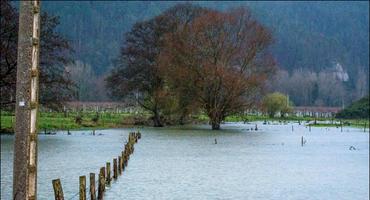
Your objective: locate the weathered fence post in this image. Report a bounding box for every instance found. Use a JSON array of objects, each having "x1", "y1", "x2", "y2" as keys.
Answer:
[
  {"x1": 98, "y1": 167, "x2": 105, "y2": 200},
  {"x1": 102, "y1": 167, "x2": 105, "y2": 191},
  {"x1": 52, "y1": 179, "x2": 64, "y2": 200},
  {"x1": 118, "y1": 156, "x2": 122, "y2": 175},
  {"x1": 106, "y1": 162, "x2": 111, "y2": 185},
  {"x1": 301, "y1": 136, "x2": 304, "y2": 147},
  {"x1": 113, "y1": 158, "x2": 118, "y2": 179},
  {"x1": 124, "y1": 153, "x2": 128, "y2": 167},
  {"x1": 309, "y1": 124, "x2": 311, "y2": 132},
  {"x1": 90, "y1": 173, "x2": 96, "y2": 200},
  {"x1": 121, "y1": 151, "x2": 125, "y2": 171},
  {"x1": 79, "y1": 176, "x2": 86, "y2": 200}
]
